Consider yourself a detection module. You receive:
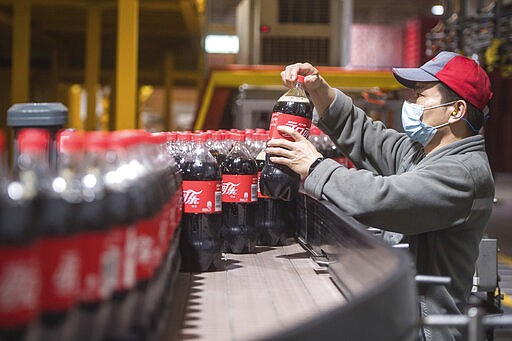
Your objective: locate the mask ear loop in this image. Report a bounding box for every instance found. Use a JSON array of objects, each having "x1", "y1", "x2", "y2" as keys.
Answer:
[
  {"x1": 451, "y1": 102, "x2": 481, "y2": 134},
  {"x1": 461, "y1": 118, "x2": 480, "y2": 133},
  {"x1": 483, "y1": 106, "x2": 491, "y2": 122}
]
